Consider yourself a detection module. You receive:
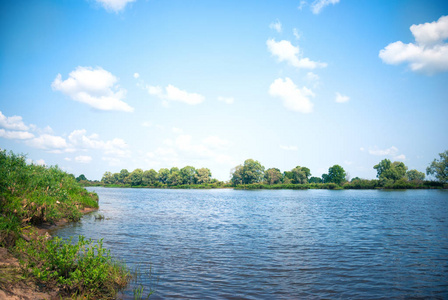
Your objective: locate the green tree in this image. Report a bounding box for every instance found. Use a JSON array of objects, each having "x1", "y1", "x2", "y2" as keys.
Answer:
[
  {"x1": 118, "y1": 169, "x2": 130, "y2": 184},
  {"x1": 291, "y1": 166, "x2": 311, "y2": 184},
  {"x1": 323, "y1": 165, "x2": 346, "y2": 185},
  {"x1": 374, "y1": 159, "x2": 407, "y2": 182},
  {"x1": 101, "y1": 172, "x2": 113, "y2": 184},
  {"x1": 195, "y1": 168, "x2": 212, "y2": 184},
  {"x1": 264, "y1": 168, "x2": 283, "y2": 185},
  {"x1": 426, "y1": 150, "x2": 448, "y2": 183},
  {"x1": 406, "y1": 169, "x2": 425, "y2": 182},
  {"x1": 230, "y1": 165, "x2": 243, "y2": 185},
  {"x1": 180, "y1": 166, "x2": 196, "y2": 185},
  {"x1": 157, "y1": 168, "x2": 170, "y2": 184},
  {"x1": 76, "y1": 174, "x2": 87, "y2": 182},
  {"x1": 309, "y1": 176, "x2": 322, "y2": 183},
  {"x1": 142, "y1": 169, "x2": 158, "y2": 186},
  {"x1": 167, "y1": 170, "x2": 181, "y2": 185},
  {"x1": 241, "y1": 159, "x2": 265, "y2": 184},
  {"x1": 129, "y1": 169, "x2": 143, "y2": 186}
]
